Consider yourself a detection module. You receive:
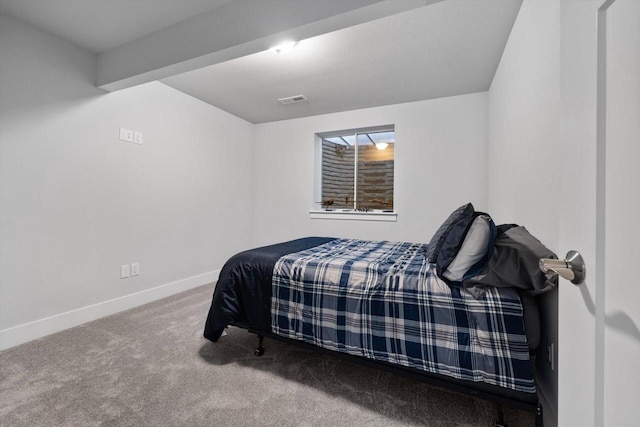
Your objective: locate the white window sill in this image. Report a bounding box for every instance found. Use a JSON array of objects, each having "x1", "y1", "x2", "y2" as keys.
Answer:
[{"x1": 309, "y1": 210, "x2": 397, "y2": 222}]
